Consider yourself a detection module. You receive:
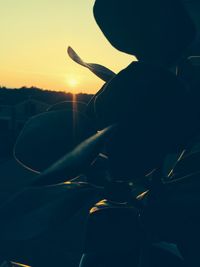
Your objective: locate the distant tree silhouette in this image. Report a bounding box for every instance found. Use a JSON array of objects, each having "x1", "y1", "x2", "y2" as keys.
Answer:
[
  {"x1": 0, "y1": 87, "x2": 93, "y2": 106},
  {"x1": 0, "y1": 87, "x2": 93, "y2": 160}
]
